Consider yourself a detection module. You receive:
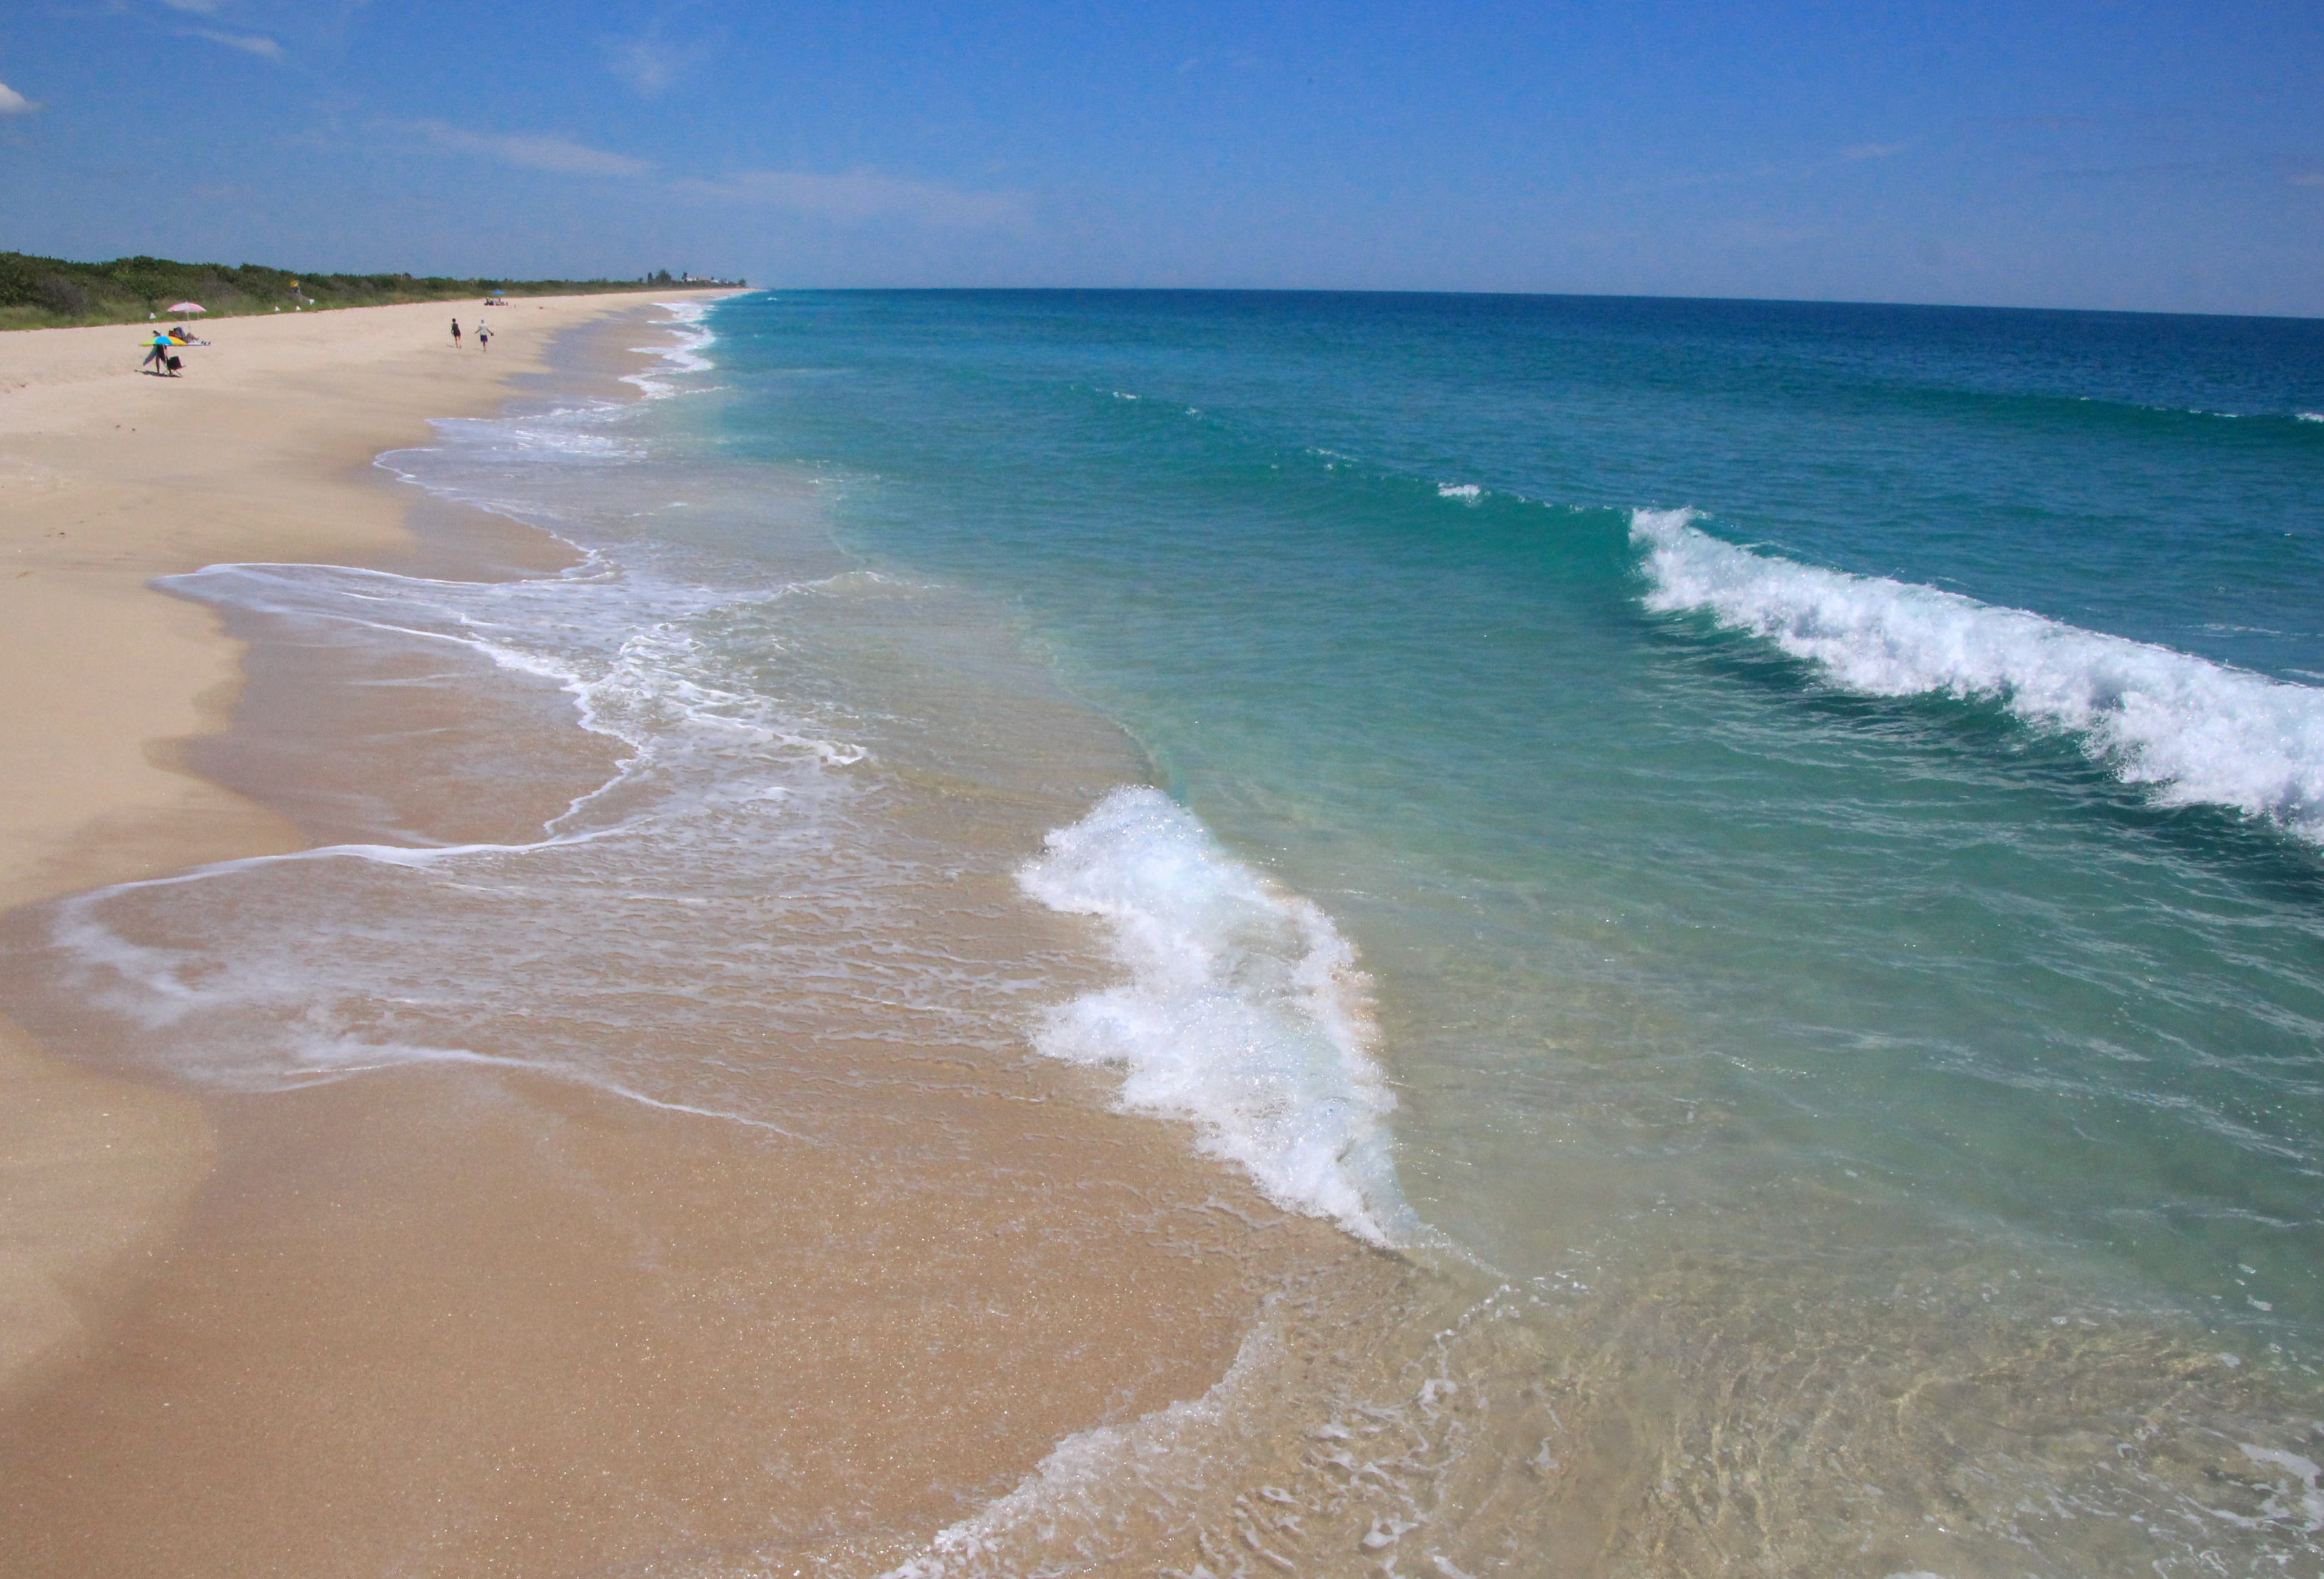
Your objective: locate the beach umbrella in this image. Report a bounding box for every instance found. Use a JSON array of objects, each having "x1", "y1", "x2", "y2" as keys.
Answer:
[{"x1": 166, "y1": 301, "x2": 206, "y2": 316}]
